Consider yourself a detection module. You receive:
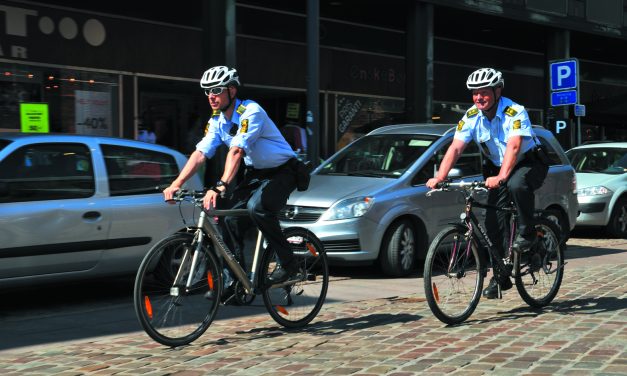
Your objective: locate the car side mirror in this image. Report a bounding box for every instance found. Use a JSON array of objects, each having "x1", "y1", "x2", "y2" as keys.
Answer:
[{"x1": 447, "y1": 168, "x2": 463, "y2": 179}]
